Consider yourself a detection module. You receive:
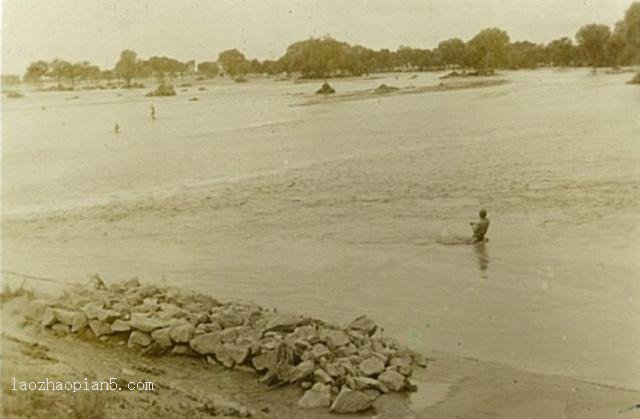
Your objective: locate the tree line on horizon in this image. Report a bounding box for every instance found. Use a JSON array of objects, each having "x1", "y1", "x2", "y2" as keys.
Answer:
[{"x1": 20, "y1": 2, "x2": 640, "y2": 85}]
